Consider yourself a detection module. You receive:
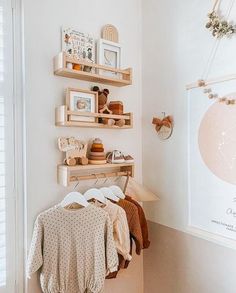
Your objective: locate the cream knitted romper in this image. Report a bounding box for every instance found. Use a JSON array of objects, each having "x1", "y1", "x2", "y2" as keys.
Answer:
[{"x1": 27, "y1": 204, "x2": 118, "y2": 293}]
